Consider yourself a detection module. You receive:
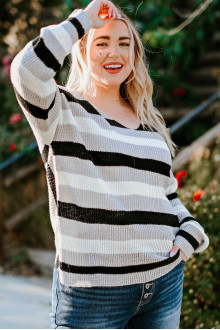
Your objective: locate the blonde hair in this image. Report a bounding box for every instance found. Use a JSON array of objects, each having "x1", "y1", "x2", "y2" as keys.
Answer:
[{"x1": 65, "y1": 9, "x2": 179, "y2": 158}]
